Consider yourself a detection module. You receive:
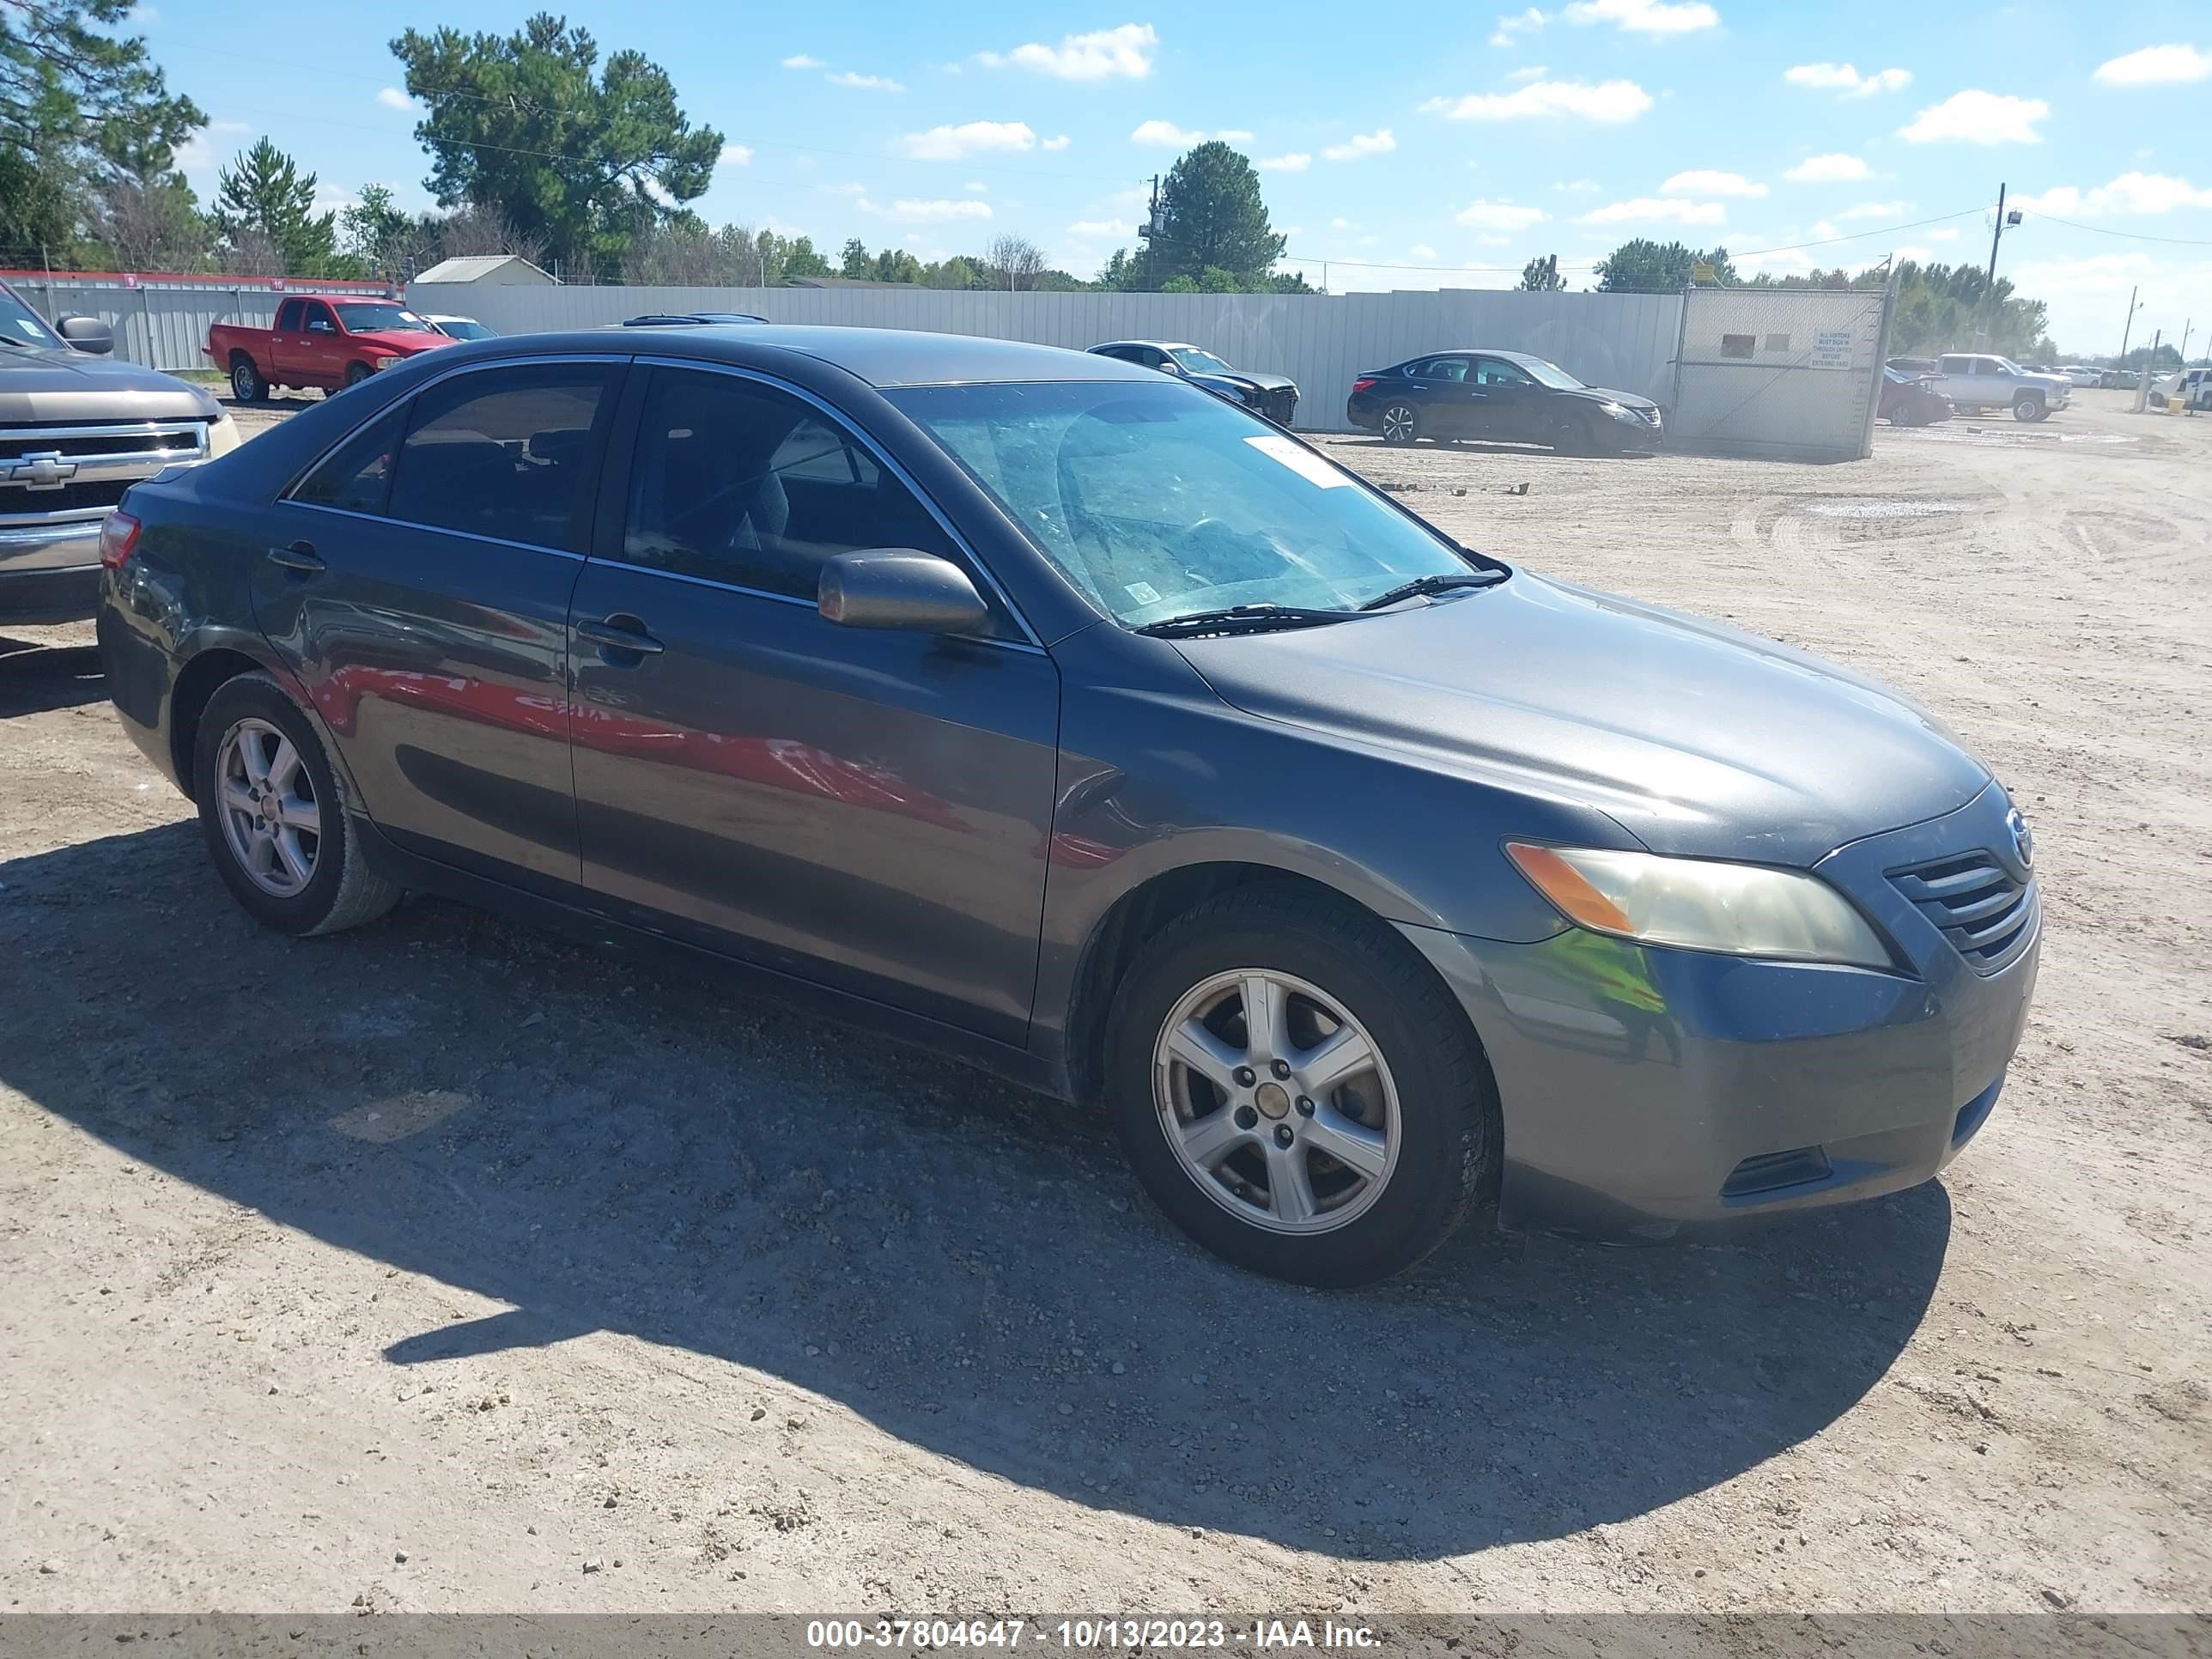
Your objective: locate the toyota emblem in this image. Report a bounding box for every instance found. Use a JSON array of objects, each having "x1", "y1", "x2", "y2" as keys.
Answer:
[{"x1": 2006, "y1": 806, "x2": 2033, "y2": 872}]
